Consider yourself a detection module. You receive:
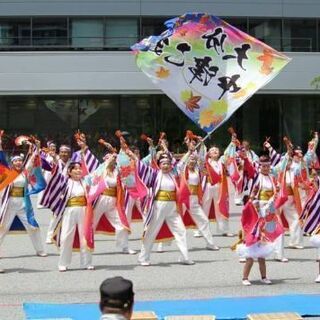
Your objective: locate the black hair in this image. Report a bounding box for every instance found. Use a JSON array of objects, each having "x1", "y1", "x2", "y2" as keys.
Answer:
[
  {"x1": 259, "y1": 155, "x2": 270, "y2": 163},
  {"x1": 67, "y1": 162, "x2": 81, "y2": 175}
]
